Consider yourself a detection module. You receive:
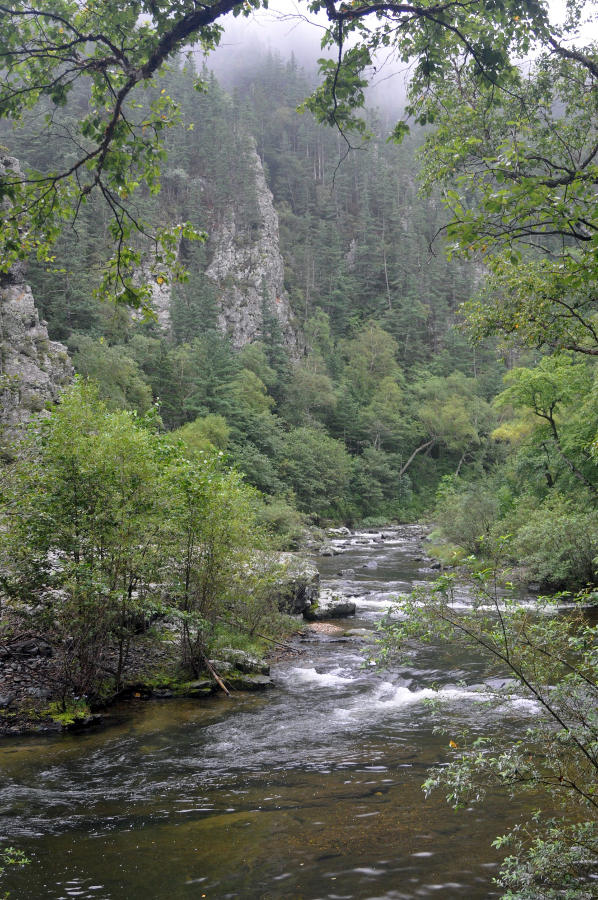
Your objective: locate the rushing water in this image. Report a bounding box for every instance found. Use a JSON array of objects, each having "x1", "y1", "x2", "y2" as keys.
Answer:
[{"x1": 1, "y1": 527, "x2": 541, "y2": 899}]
